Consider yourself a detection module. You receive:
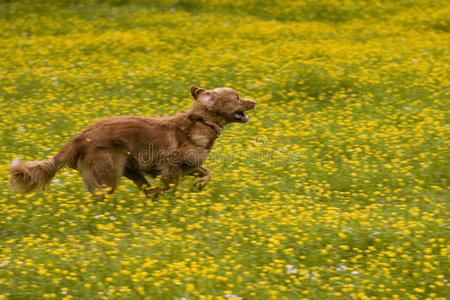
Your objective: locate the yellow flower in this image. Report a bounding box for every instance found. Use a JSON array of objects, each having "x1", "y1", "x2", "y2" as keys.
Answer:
[{"x1": 186, "y1": 283, "x2": 195, "y2": 292}]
